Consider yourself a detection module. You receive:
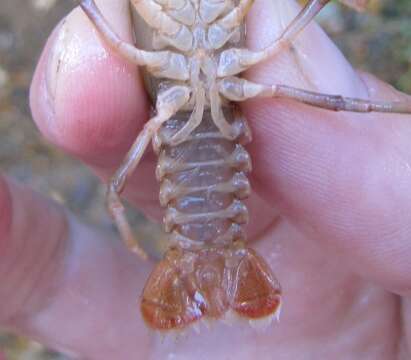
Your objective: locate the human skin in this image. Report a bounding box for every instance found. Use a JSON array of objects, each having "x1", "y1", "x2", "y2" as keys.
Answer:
[{"x1": 1, "y1": 0, "x2": 411, "y2": 358}]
